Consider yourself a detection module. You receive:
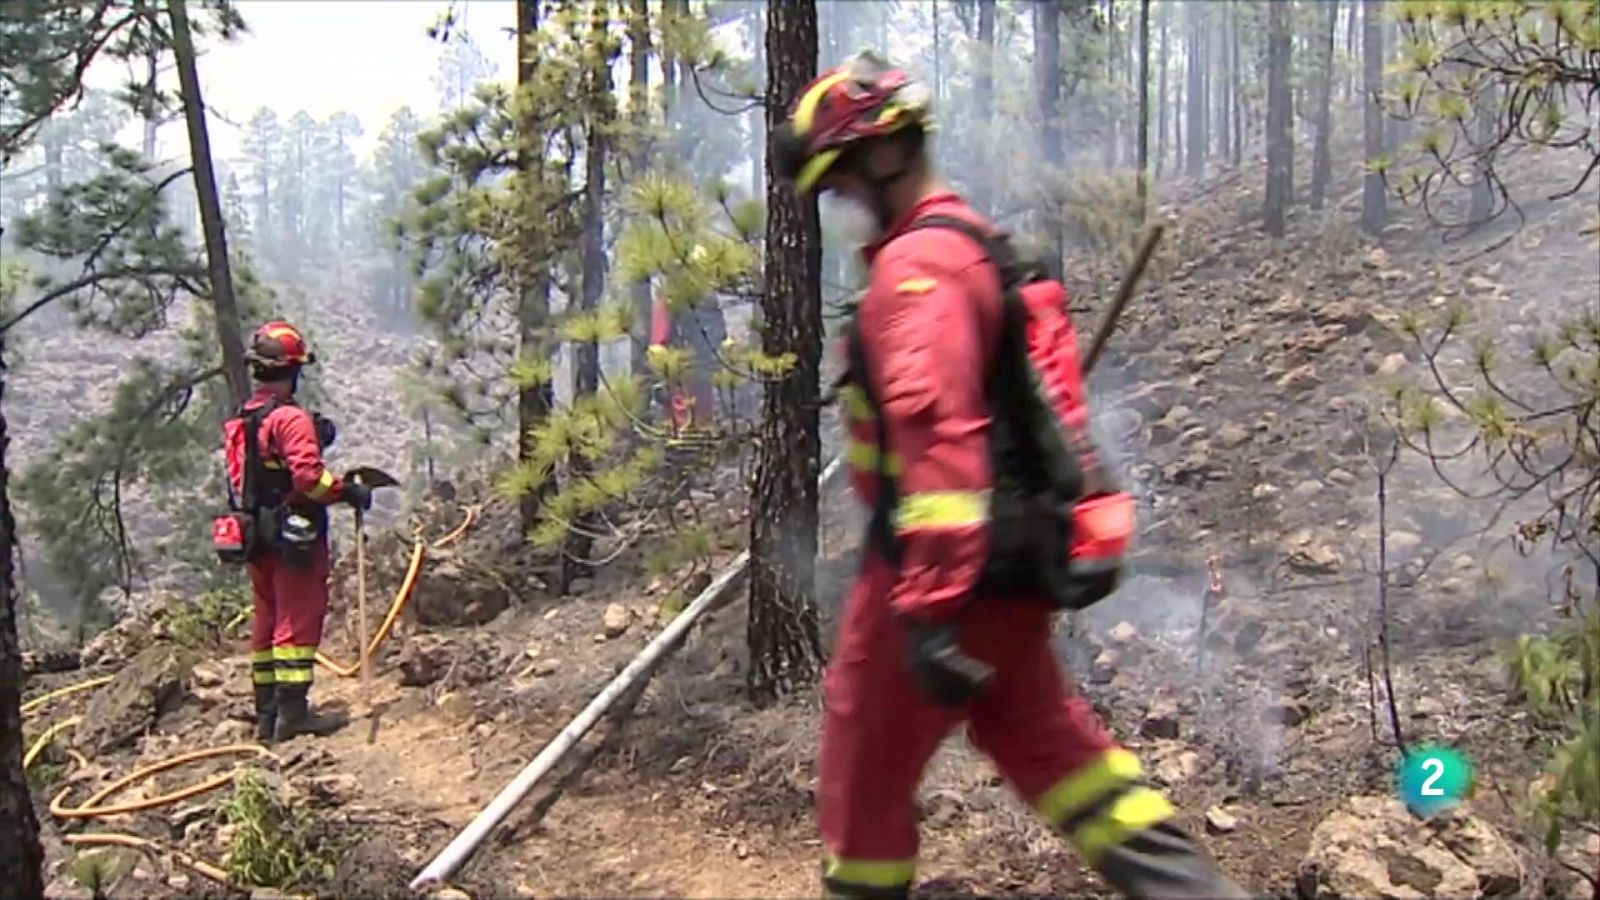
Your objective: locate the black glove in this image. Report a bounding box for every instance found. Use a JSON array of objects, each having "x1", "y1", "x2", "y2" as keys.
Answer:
[
  {"x1": 313, "y1": 413, "x2": 337, "y2": 449},
  {"x1": 342, "y1": 481, "x2": 373, "y2": 511},
  {"x1": 904, "y1": 620, "x2": 994, "y2": 707}
]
